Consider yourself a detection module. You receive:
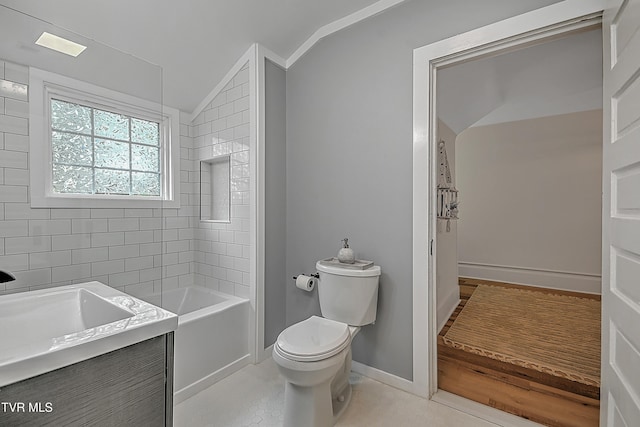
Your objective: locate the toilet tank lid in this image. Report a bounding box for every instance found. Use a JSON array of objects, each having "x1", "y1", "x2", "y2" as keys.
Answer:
[{"x1": 316, "y1": 259, "x2": 381, "y2": 277}]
